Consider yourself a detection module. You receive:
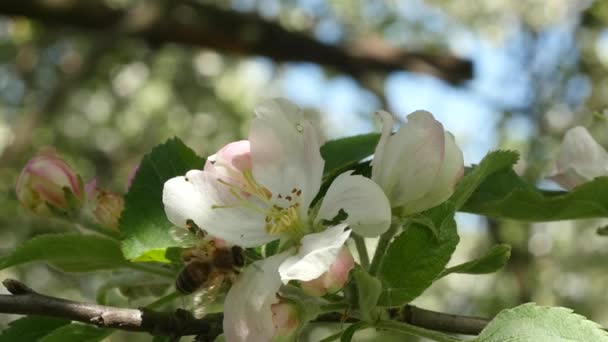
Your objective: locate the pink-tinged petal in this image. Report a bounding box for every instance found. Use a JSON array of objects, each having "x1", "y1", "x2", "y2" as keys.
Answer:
[
  {"x1": 278, "y1": 224, "x2": 351, "y2": 283},
  {"x1": 250, "y1": 99, "x2": 324, "y2": 218},
  {"x1": 271, "y1": 301, "x2": 300, "y2": 340},
  {"x1": 204, "y1": 140, "x2": 253, "y2": 192},
  {"x1": 548, "y1": 126, "x2": 608, "y2": 189},
  {"x1": 401, "y1": 131, "x2": 464, "y2": 214},
  {"x1": 300, "y1": 247, "x2": 354, "y2": 296},
  {"x1": 224, "y1": 253, "x2": 289, "y2": 342},
  {"x1": 372, "y1": 110, "x2": 445, "y2": 208},
  {"x1": 163, "y1": 170, "x2": 274, "y2": 247},
  {"x1": 316, "y1": 171, "x2": 391, "y2": 237},
  {"x1": 126, "y1": 163, "x2": 140, "y2": 191}
]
